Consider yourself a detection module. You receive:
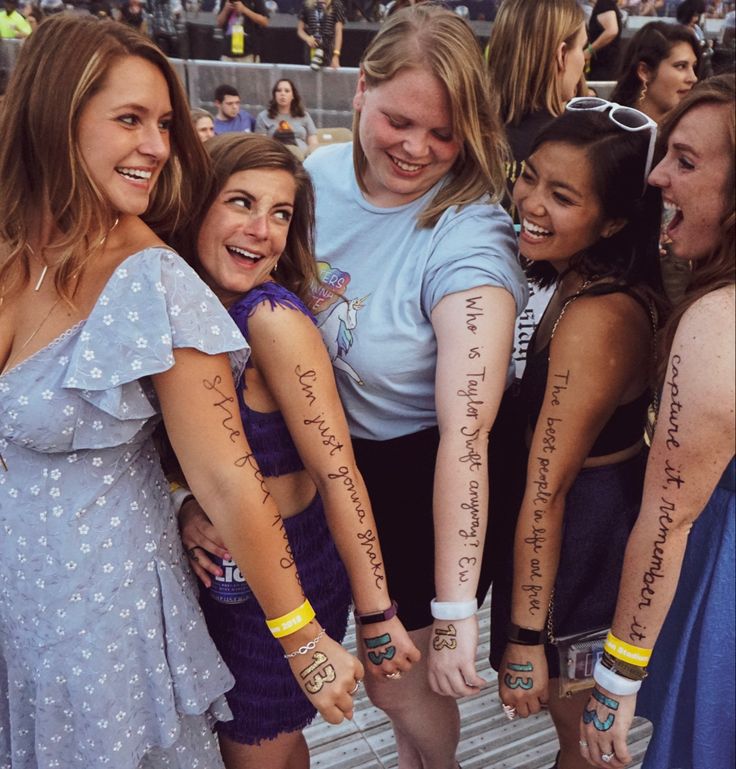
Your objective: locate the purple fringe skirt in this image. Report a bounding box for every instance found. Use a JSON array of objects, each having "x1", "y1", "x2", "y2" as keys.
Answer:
[{"x1": 199, "y1": 493, "x2": 351, "y2": 745}]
